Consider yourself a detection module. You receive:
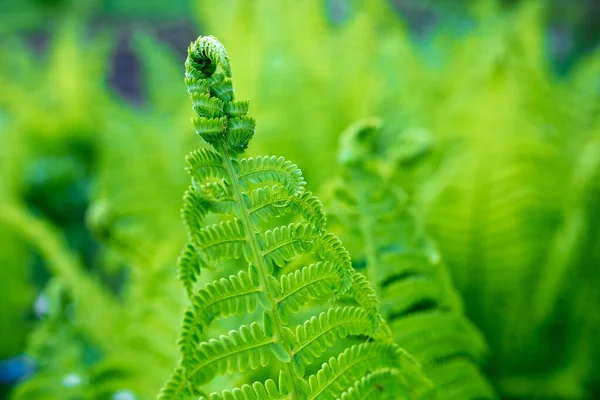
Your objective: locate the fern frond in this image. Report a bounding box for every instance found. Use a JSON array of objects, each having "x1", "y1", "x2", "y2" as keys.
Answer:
[
  {"x1": 391, "y1": 311, "x2": 485, "y2": 364},
  {"x1": 192, "y1": 115, "x2": 226, "y2": 145},
  {"x1": 237, "y1": 156, "x2": 306, "y2": 195},
  {"x1": 277, "y1": 262, "x2": 341, "y2": 321},
  {"x1": 185, "y1": 75, "x2": 210, "y2": 96},
  {"x1": 161, "y1": 37, "x2": 430, "y2": 399},
  {"x1": 178, "y1": 243, "x2": 202, "y2": 297},
  {"x1": 314, "y1": 233, "x2": 353, "y2": 294},
  {"x1": 191, "y1": 94, "x2": 224, "y2": 119},
  {"x1": 292, "y1": 307, "x2": 375, "y2": 372},
  {"x1": 306, "y1": 343, "x2": 417, "y2": 400},
  {"x1": 185, "y1": 147, "x2": 226, "y2": 182},
  {"x1": 179, "y1": 309, "x2": 204, "y2": 361},
  {"x1": 185, "y1": 322, "x2": 275, "y2": 385},
  {"x1": 200, "y1": 378, "x2": 287, "y2": 400},
  {"x1": 158, "y1": 366, "x2": 202, "y2": 400},
  {"x1": 191, "y1": 266, "x2": 267, "y2": 326},
  {"x1": 258, "y1": 224, "x2": 353, "y2": 293},
  {"x1": 347, "y1": 271, "x2": 381, "y2": 329},
  {"x1": 382, "y1": 277, "x2": 441, "y2": 318},
  {"x1": 329, "y1": 119, "x2": 494, "y2": 399},
  {"x1": 186, "y1": 35, "x2": 232, "y2": 79},
  {"x1": 224, "y1": 100, "x2": 250, "y2": 118},
  {"x1": 193, "y1": 219, "x2": 247, "y2": 263},
  {"x1": 426, "y1": 360, "x2": 495, "y2": 399},
  {"x1": 182, "y1": 187, "x2": 209, "y2": 233},
  {"x1": 259, "y1": 222, "x2": 316, "y2": 268},
  {"x1": 260, "y1": 225, "x2": 352, "y2": 273},
  {"x1": 226, "y1": 116, "x2": 256, "y2": 153},
  {"x1": 197, "y1": 181, "x2": 236, "y2": 214},
  {"x1": 209, "y1": 73, "x2": 234, "y2": 102},
  {"x1": 245, "y1": 186, "x2": 326, "y2": 231},
  {"x1": 377, "y1": 253, "x2": 437, "y2": 288},
  {"x1": 339, "y1": 368, "x2": 406, "y2": 399}
]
